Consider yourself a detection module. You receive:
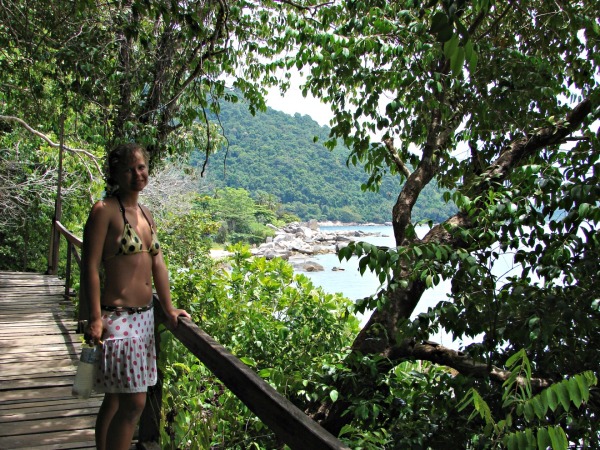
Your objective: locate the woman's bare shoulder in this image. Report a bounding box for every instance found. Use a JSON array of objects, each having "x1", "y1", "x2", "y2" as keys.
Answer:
[{"x1": 87, "y1": 197, "x2": 119, "y2": 223}]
